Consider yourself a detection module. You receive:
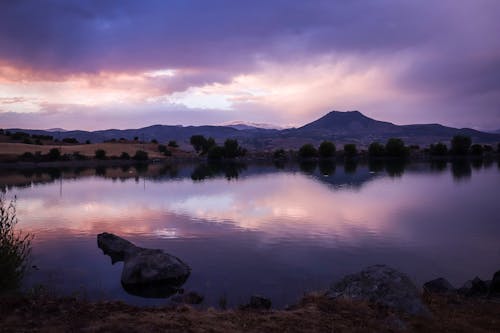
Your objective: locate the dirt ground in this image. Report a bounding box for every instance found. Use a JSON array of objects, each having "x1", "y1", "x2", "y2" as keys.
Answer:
[{"x1": 0, "y1": 293, "x2": 499, "y2": 332}]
